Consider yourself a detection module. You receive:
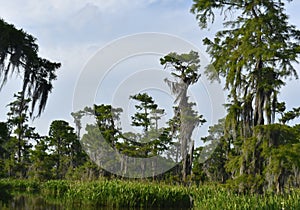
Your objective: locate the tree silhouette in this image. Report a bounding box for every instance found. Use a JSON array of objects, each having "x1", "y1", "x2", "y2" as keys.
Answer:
[{"x1": 0, "y1": 18, "x2": 61, "y2": 117}]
